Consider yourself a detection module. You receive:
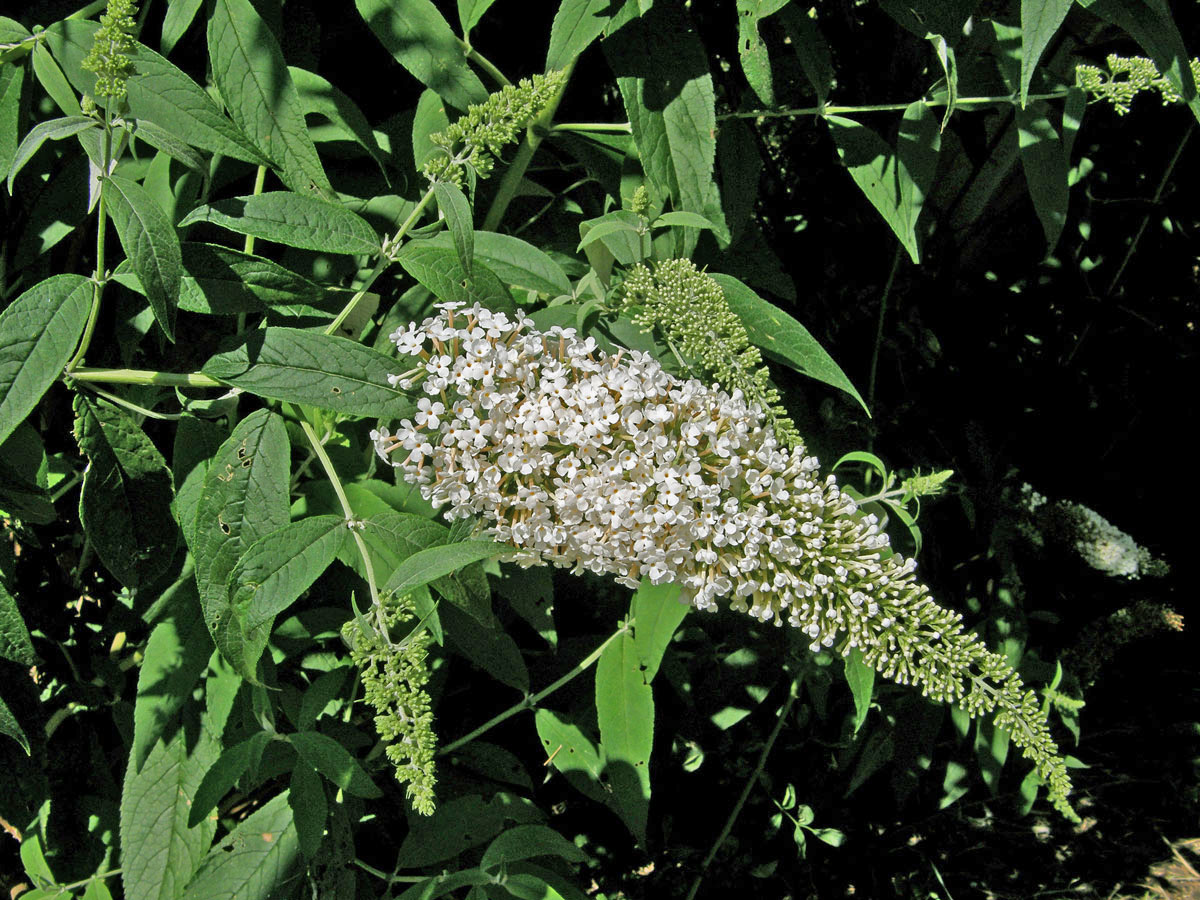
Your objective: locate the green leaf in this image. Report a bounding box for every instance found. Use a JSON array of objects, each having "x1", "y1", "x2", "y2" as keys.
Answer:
[
  {"x1": 161, "y1": 0, "x2": 204, "y2": 54},
  {"x1": 473, "y1": 231, "x2": 572, "y2": 296},
  {"x1": 126, "y1": 119, "x2": 209, "y2": 175},
  {"x1": 121, "y1": 726, "x2": 220, "y2": 900},
  {"x1": 208, "y1": 0, "x2": 332, "y2": 197},
  {"x1": 103, "y1": 173, "x2": 182, "y2": 341},
  {"x1": 224, "y1": 515, "x2": 348, "y2": 678},
  {"x1": 779, "y1": 6, "x2": 833, "y2": 106},
  {"x1": 0, "y1": 578, "x2": 35, "y2": 666},
  {"x1": 73, "y1": 395, "x2": 178, "y2": 589},
  {"x1": 393, "y1": 794, "x2": 539, "y2": 868},
  {"x1": 6, "y1": 116, "x2": 97, "y2": 194},
  {"x1": 1020, "y1": 0, "x2": 1073, "y2": 106},
  {"x1": 355, "y1": 0, "x2": 487, "y2": 111},
  {"x1": 576, "y1": 216, "x2": 641, "y2": 253},
  {"x1": 289, "y1": 762, "x2": 326, "y2": 858},
  {"x1": 288, "y1": 66, "x2": 389, "y2": 177},
  {"x1": 32, "y1": 43, "x2": 80, "y2": 115},
  {"x1": 605, "y1": 6, "x2": 716, "y2": 241},
  {"x1": 710, "y1": 273, "x2": 868, "y2": 414},
  {"x1": 631, "y1": 582, "x2": 687, "y2": 684},
  {"x1": 843, "y1": 649, "x2": 875, "y2": 734},
  {"x1": 191, "y1": 410, "x2": 291, "y2": 650},
  {"x1": 201, "y1": 327, "x2": 415, "y2": 419},
  {"x1": 547, "y1": 0, "x2": 617, "y2": 71},
  {"x1": 0, "y1": 64, "x2": 24, "y2": 190},
  {"x1": 0, "y1": 16, "x2": 31, "y2": 45},
  {"x1": 434, "y1": 181, "x2": 475, "y2": 277},
  {"x1": 534, "y1": 709, "x2": 608, "y2": 805},
  {"x1": 927, "y1": 34, "x2": 957, "y2": 131},
  {"x1": 458, "y1": 0, "x2": 500, "y2": 38},
  {"x1": 188, "y1": 731, "x2": 273, "y2": 828},
  {"x1": 442, "y1": 603, "x2": 529, "y2": 692},
  {"x1": 289, "y1": 730, "x2": 382, "y2": 798},
  {"x1": 0, "y1": 274, "x2": 91, "y2": 447},
  {"x1": 652, "y1": 210, "x2": 717, "y2": 230},
  {"x1": 132, "y1": 594, "x2": 213, "y2": 772},
  {"x1": 412, "y1": 88, "x2": 450, "y2": 170},
  {"x1": 179, "y1": 791, "x2": 299, "y2": 900},
  {"x1": 736, "y1": 0, "x2": 791, "y2": 106},
  {"x1": 0, "y1": 424, "x2": 56, "y2": 525},
  {"x1": 179, "y1": 192, "x2": 380, "y2": 255},
  {"x1": 45, "y1": 20, "x2": 270, "y2": 165},
  {"x1": 826, "y1": 101, "x2": 940, "y2": 264},
  {"x1": 83, "y1": 880, "x2": 116, "y2": 900},
  {"x1": 1016, "y1": 106, "x2": 1068, "y2": 251},
  {"x1": 380, "y1": 539, "x2": 503, "y2": 596},
  {"x1": 177, "y1": 243, "x2": 329, "y2": 315},
  {"x1": 295, "y1": 667, "x2": 349, "y2": 730},
  {"x1": 172, "y1": 416, "x2": 224, "y2": 548},
  {"x1": 595, "y1": 628, "x2": 652, "y2": 844},
  {"x1": 396, "y1": 236, "x2": 515, "y2": 311},
  {"x1": 0, "y1": 692, "x2": 29, "y2": 754},
  {"x1": 480, "y1": 825, "x2": 586, "y2": 872}
]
